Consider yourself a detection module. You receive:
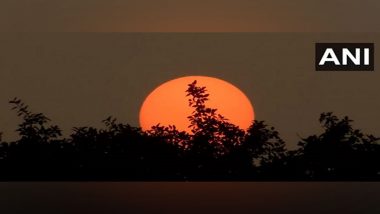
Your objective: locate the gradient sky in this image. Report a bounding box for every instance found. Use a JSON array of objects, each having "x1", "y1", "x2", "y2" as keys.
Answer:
[
  {"x1": 1, "y1": 0, "x2": 380, "y2": 32},
  {"x1": 0, "y1": 33, "x2": 379, "y2": 148}
]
